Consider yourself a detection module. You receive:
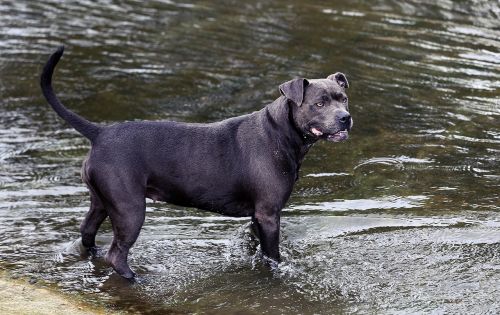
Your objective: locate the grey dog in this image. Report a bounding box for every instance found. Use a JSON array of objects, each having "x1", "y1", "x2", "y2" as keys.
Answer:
[{"x1": 41, "y1": 46, "x2": 352, "y2": 279}]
